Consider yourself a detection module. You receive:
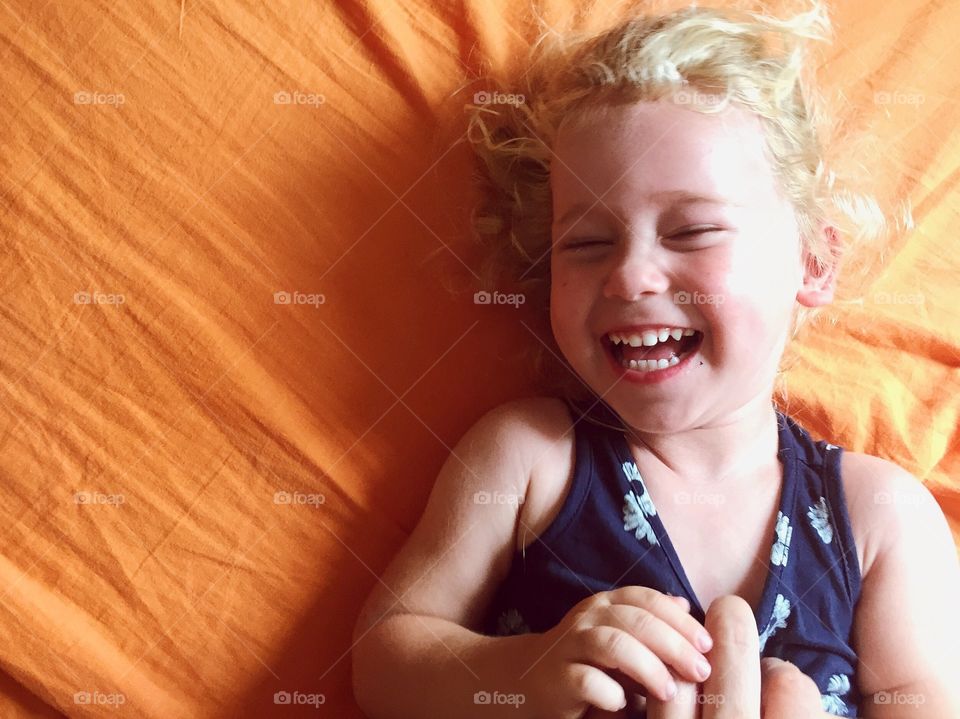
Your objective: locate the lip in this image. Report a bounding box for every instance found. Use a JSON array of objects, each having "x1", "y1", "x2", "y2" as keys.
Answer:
[{"x1": 601, "y1": 331, "x2": 703, "y2": 385}]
